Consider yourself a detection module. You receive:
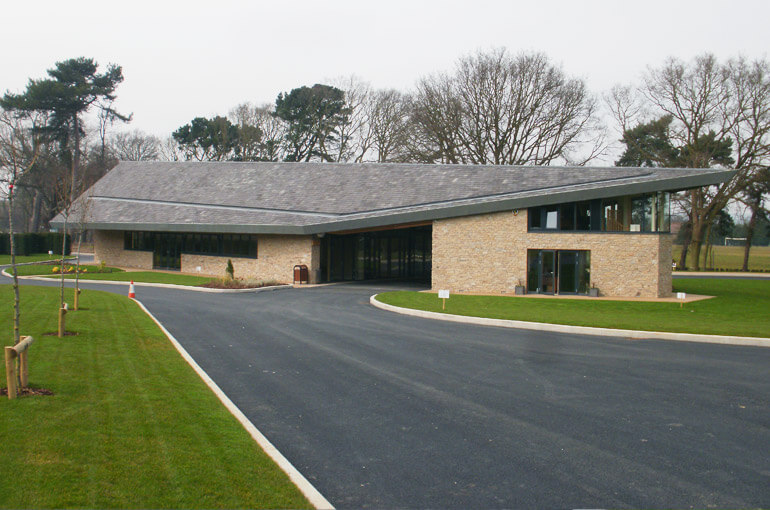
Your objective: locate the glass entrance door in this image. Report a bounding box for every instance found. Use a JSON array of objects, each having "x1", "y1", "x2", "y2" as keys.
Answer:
[
  {"x1": 527, "y1": 249, "x2": 556, "y2": 294},
  {"x1": 541, "y1": 250, "x2": 556, "y2": 294},
  {"x1": 527, "y1": 249, "x2": 591, "y2": 295}
]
